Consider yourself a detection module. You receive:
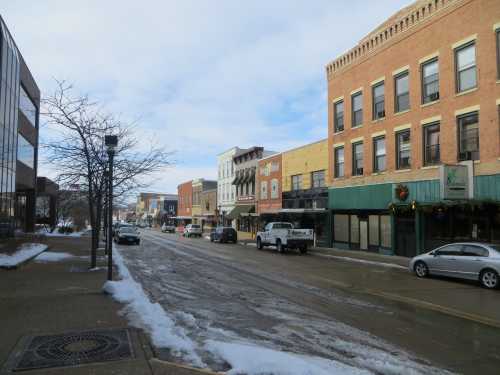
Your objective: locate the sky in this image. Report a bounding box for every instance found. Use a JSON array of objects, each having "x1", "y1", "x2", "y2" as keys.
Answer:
[{"x1": 3, "y1": 0, "x2": 413, "y2": 195}]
